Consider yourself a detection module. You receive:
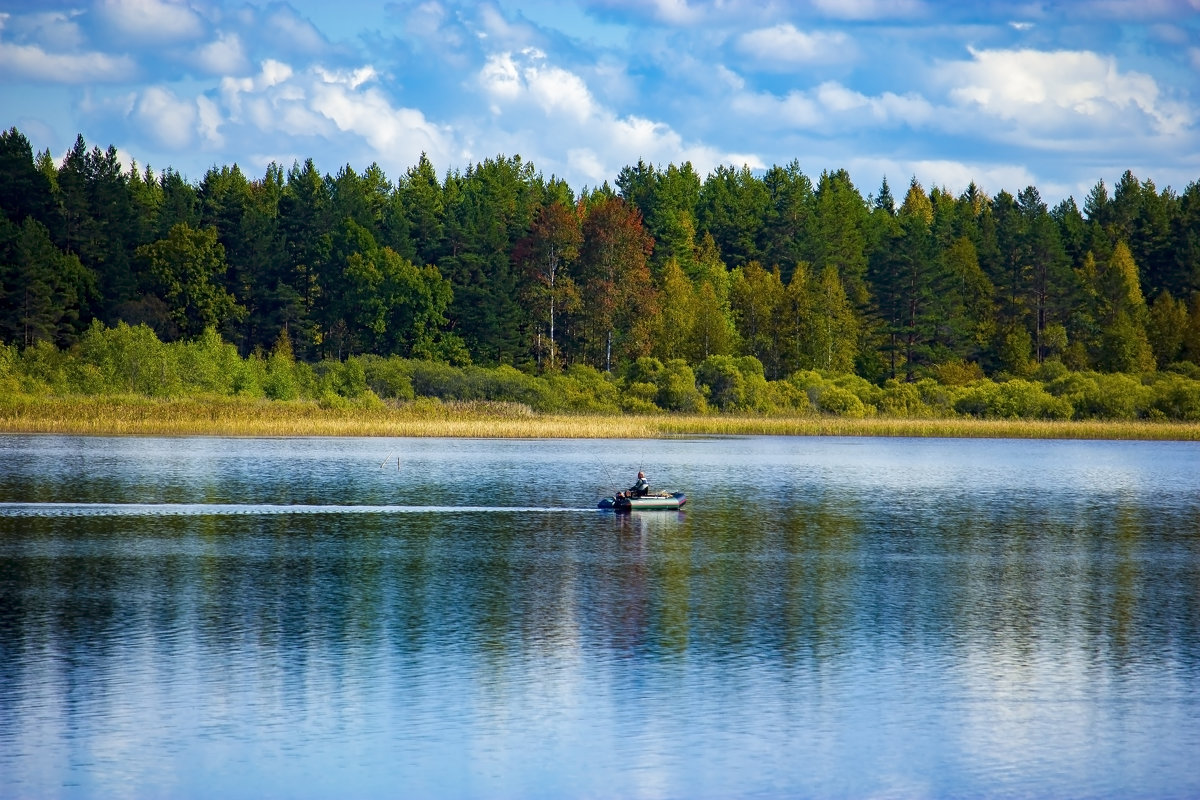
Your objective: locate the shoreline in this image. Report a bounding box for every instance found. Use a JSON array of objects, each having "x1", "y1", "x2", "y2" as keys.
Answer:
[{"x1": 1, "y1": 396, "x2": 1197, "y2": 441}]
